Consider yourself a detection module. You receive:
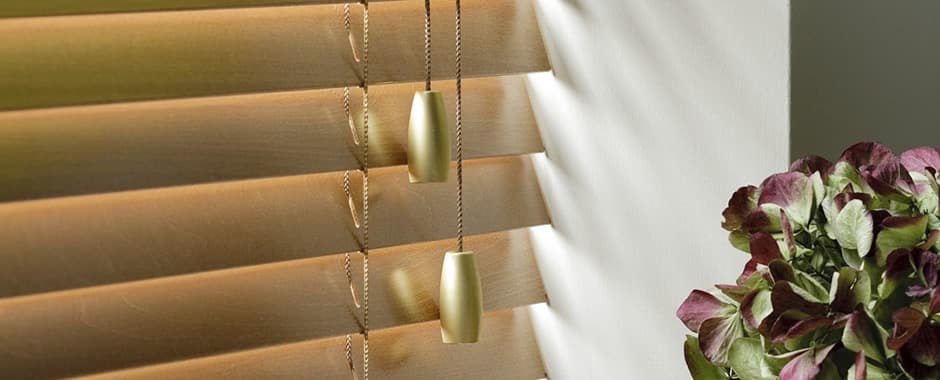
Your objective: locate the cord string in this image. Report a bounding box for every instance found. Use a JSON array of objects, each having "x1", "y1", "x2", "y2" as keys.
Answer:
[
  {"x1": 424, "y1": 0, "x2": 432, "y2": 91},
  {"x1": 360, "y1": 1, "x2": 370, "y2": 379},
  {"x1": 455, "y1": 0, "x2": 463, "y2": 252}
]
